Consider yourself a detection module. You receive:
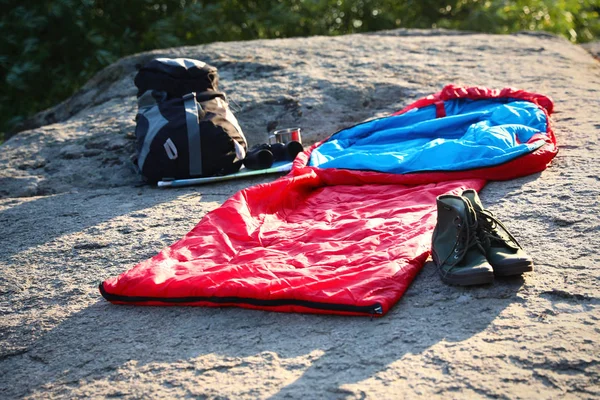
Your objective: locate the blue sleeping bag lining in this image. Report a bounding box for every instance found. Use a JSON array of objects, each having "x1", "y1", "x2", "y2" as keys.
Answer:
[{"x1": 309, "y1": 98, "x2": 549, "y2": 173}]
